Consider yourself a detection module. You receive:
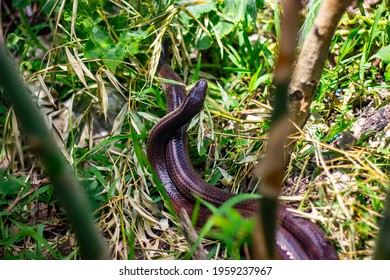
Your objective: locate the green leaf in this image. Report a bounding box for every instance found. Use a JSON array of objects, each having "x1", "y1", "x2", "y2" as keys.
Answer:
[
  {"x1": 196, "y1": 32, "x2": 214, "y2": 50},
  {"x1": 371, "y1": 45, "x2": 390, "y2": 63},
  {"x1": 90, "y1": 26, "x2": 113, "y2": 47},
  {"x1": 249, "y1": 64, "x2": 272, "y2": 92},
  {"x1": 223, "y1": 67, "x2": 251, "y2": 73},
  {"x1": 214, "y1": 20, "x2": 235, "y2": 39},
  {"x1": 179, "y1": 0, "x2": 217, "y2": 19},
  {"x1": 89, "y1": 165, "x2": 107, "y2": 189},
  {"x1": 0, "y1": 174, "x2": 25, "y2": 197},
  {"x1": 226, "y1": 44, "x2": 244, "y2": 68},
  {"x1": 337, "y1": 27, "x2": 361, "y2": 64},
  {"x1": 273, "y1": 0, "x2": 280, "y2": 40},
  {"x1": 178, "y1": 0, "x2": 217, "y2": 26},
  {"x1": 13, "y1": 0, "x2": 31, "y2": 9},
  {"x1": 75, "y1": 135, "x2": 132, "y2": 166},
  {"x1": 325, "y1": 119, "x2": 354, "y2": 143},
  {"x1": 84, "y1": 26, "x2": 115, "y2": 65},
  {"x1": 84, "y1": 40, "x2": 102, "y2": 59},
  {"x1": 41, "y1": 0, "x2": 61, "y2": 16},
  {"x1": 222, "y1": 0, "x2": 257, "y2": 24},
  {"x1": 367, "y1": 1, "x2": 385, "y2": 55},
  {"x1": 84, "y1": 27, "x2": 145, "y2": 71},
  {"x1": 385, "y1": 65, "x2": 390, "y2": 82},
  {"x1": 80, "y1": 16, "x2": 94, "y2": 30},
  {"x1": 101, "y1": 47, "x2": 124, "y2": 72},
  {"x1": 299, "y1": 0, "x2": 322, "y2": 45},
  {"x1": 10, "y1": 220, "x2": 59, "y2": 259},
  {"x1": 118, "y1": 31, "x2": 146, "y2": 56},
  {"x1": 27, "y1": 185, "x2": 51, "y2": 202}
]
